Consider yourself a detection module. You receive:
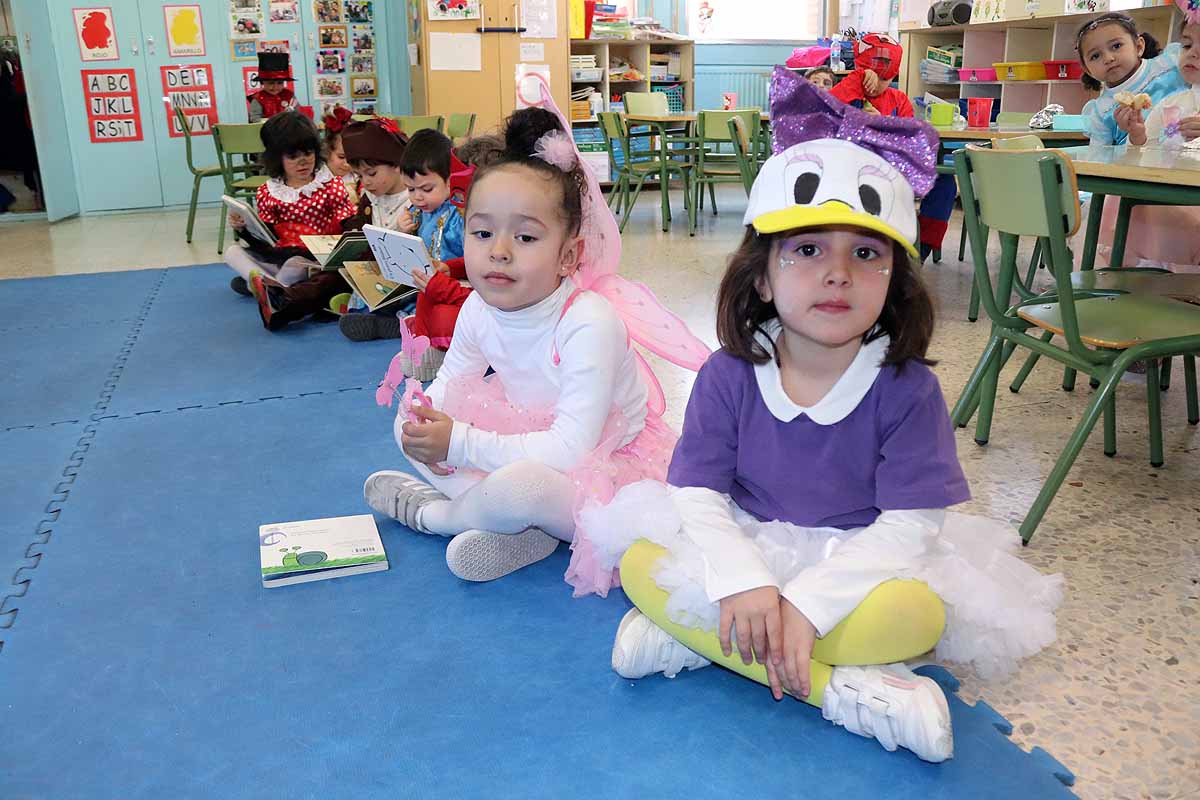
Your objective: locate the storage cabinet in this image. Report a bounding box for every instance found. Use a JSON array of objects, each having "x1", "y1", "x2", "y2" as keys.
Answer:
[{"x1": 567, "y1": 38, "x2": 695, "y2": 123}]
